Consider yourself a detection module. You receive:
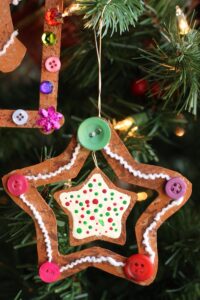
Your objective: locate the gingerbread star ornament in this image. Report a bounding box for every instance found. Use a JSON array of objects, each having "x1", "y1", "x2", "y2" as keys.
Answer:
[{"x1": 2, "y1": 117, "x2": 192, "y2": 285}]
